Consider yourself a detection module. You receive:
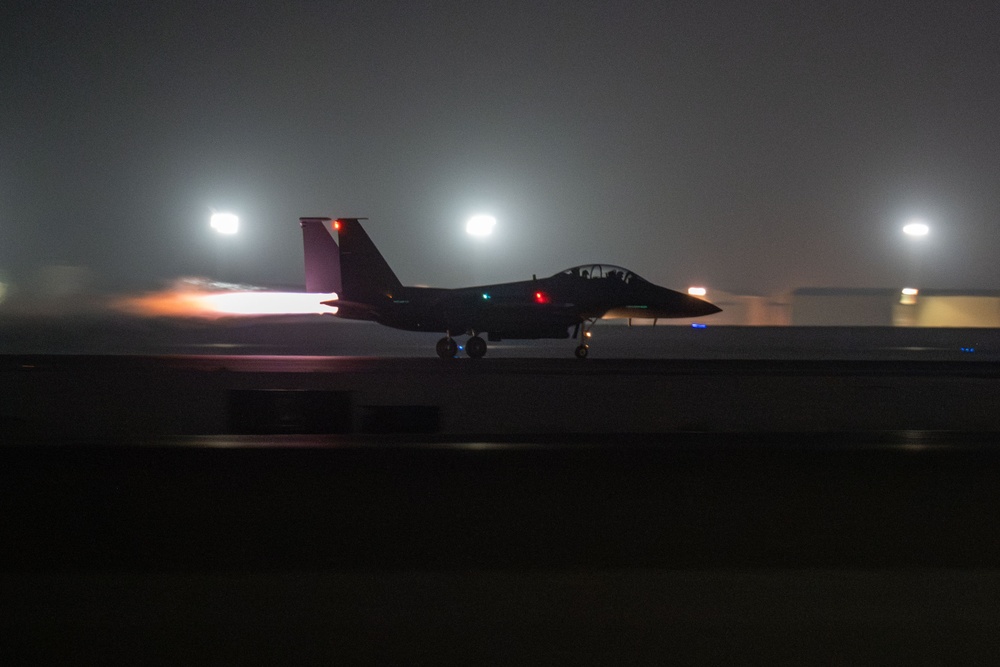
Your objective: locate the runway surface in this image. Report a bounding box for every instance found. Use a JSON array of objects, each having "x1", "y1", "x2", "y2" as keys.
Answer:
[
  {"x1": 6, "y1": 351, "x2": 1000, "y2": 376},
  {"x1": 5, "y1": 351, "x2": 1000, "y2": 662},
  {"x1": 3, "y1": 312, "x2": 1000, "y2": 360},
  {"x1": 6, "y1": 430, "x2": 1000, "y2": 571},
  {"x1": 5, "y1": 432, "x2": 1000, "y2": 664}
]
